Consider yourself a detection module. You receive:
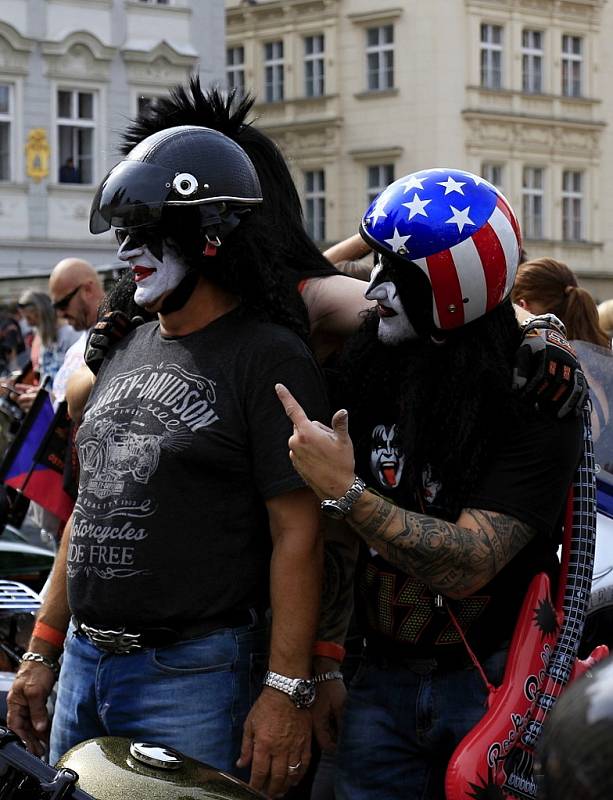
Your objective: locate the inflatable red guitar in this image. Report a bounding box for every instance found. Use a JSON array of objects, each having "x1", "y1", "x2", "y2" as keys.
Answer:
[{"x1": 445, "y1": 406, "x2": 608, "y2": 799}]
